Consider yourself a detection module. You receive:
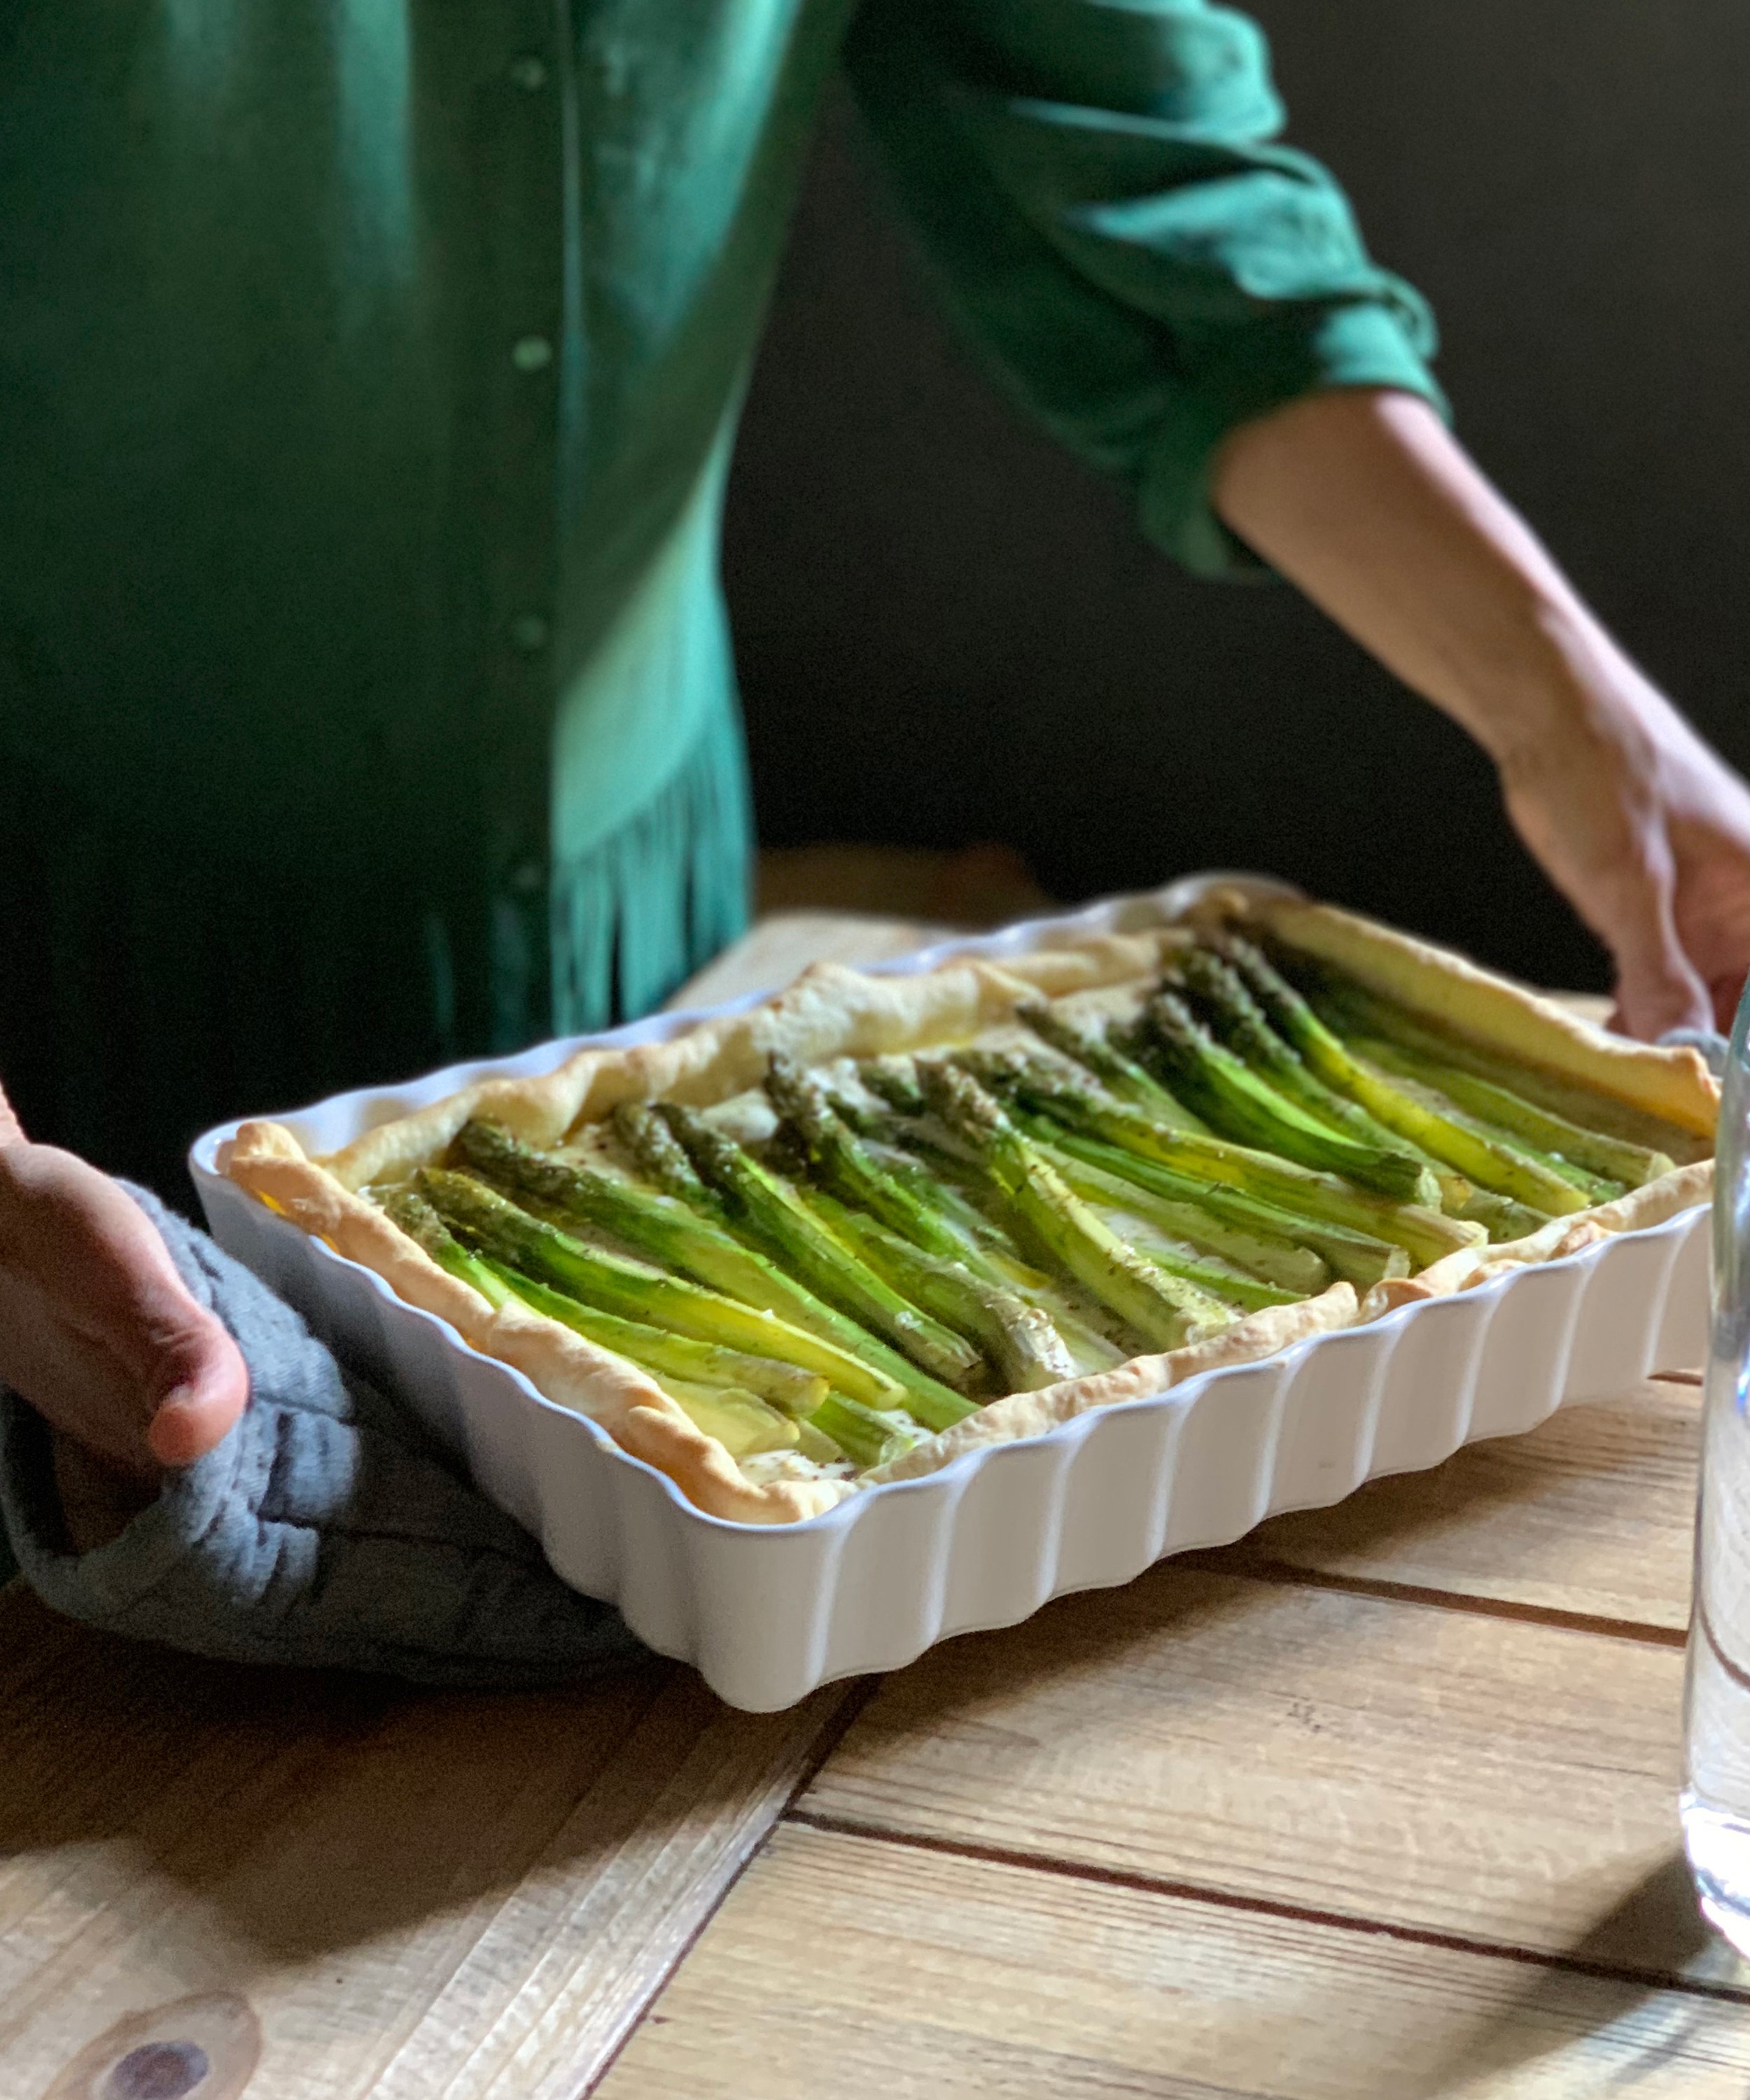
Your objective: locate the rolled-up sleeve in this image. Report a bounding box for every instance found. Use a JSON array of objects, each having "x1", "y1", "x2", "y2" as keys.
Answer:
[{"x1": 844, "y1": 0, "x2": 1446, "y2": 576}]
